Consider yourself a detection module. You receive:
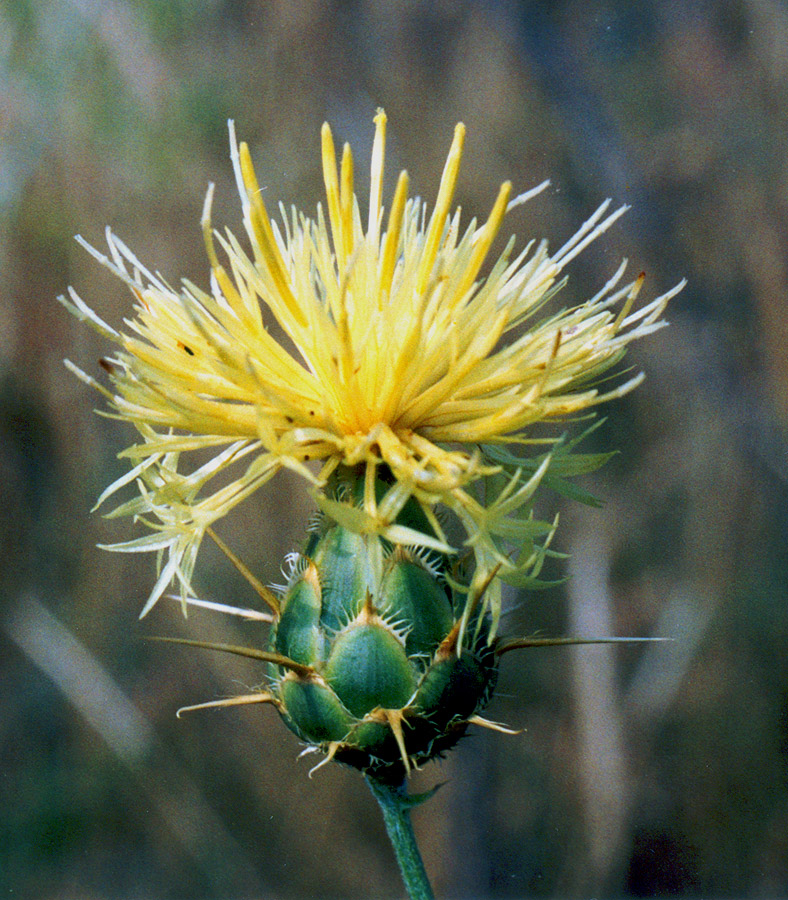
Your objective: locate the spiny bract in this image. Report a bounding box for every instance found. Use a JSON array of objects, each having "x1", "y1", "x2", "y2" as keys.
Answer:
[{"x1": 264, "y1": 468, "x2": 501, "y2": 781}]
